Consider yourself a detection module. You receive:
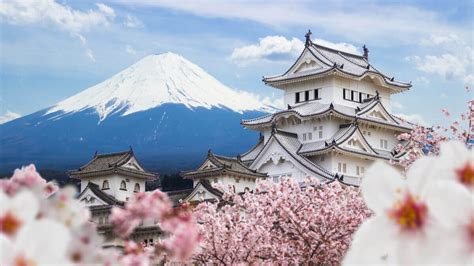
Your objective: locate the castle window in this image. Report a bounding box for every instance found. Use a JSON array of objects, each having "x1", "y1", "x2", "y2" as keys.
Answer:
[
  {"x1": 308, "y1": 132, "x2": 313, "y2": 140},
  {"x1": 134, "y1": 183, "x2": 140, "y2": 193},
  {"x1": 102, "y1": 180, "x2": 109, "y2": 190},
  {"x1": 120, "y1": 180, "x2": 127, "y2": 191},
  {"x1": 314, "y1": 89, "x2": 319, "y2": 100},
  {"x1": 318, "y1": 126, "x2": 323, "y2": 139},
  {"x1": 357, "y1": 166, "x2": 365, "y2": 176},
  {"x1": 338, "y1": 163, "x2": 347, "y2": 173},
  {"x1": 380, "y1": 139, "x2": 388, "y2": 149},
  {"x1": 296, "y1": 89, "x2": 320, "y2": 104},
  {"x1": 302, "y1": 133, "x2": 307, "y2": 141},
  {"x1": 344, "y1": 88, "x2": 370, "y2": 103}
]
